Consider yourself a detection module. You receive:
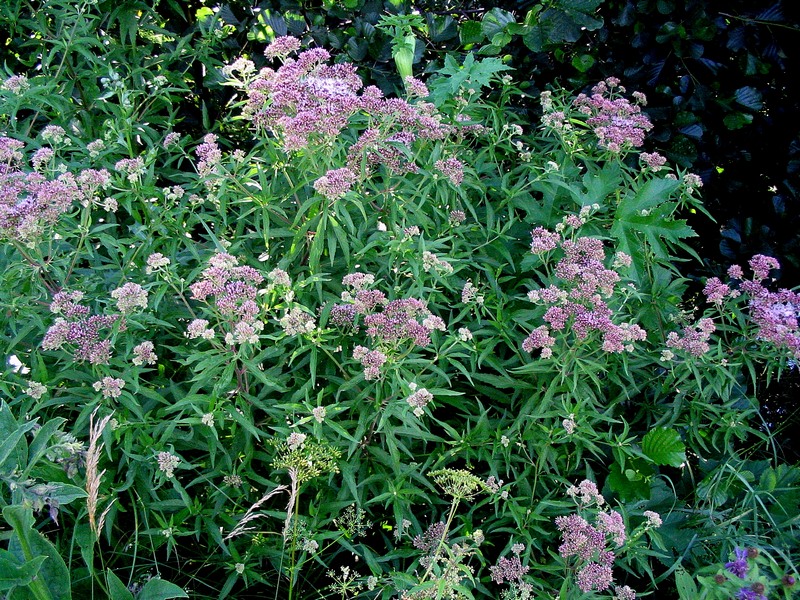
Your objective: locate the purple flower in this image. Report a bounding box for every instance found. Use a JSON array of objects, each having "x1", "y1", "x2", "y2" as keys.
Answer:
[
  {"x1": 749, "y1": 254, "x2": 780, "y2": 281},
  {"x1": 573, "y1": 80, "x2": 653, "y2": 152},
  {"x1": 725, "y1": 547, "x2": 749, "y2": 579},
  {"x1": 313, "y1": 167, "x2": 357, "y2": 200},
  {"x1": 576, "y1": 562, "x2": 613, "y2": 592},
  {"x1": 434, "y1": 157, "x2": 464, "y2": 186},
  {"x1": 736, "y1": 587, "x2": 767, "y2": 600}
]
